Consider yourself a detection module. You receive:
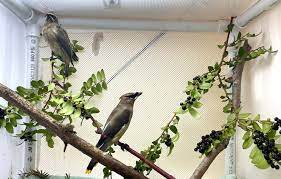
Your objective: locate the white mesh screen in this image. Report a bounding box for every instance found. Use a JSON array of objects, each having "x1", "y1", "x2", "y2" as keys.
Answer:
[{"x1": 38, "y1": 30, "x2": 227, "y2": 178}]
